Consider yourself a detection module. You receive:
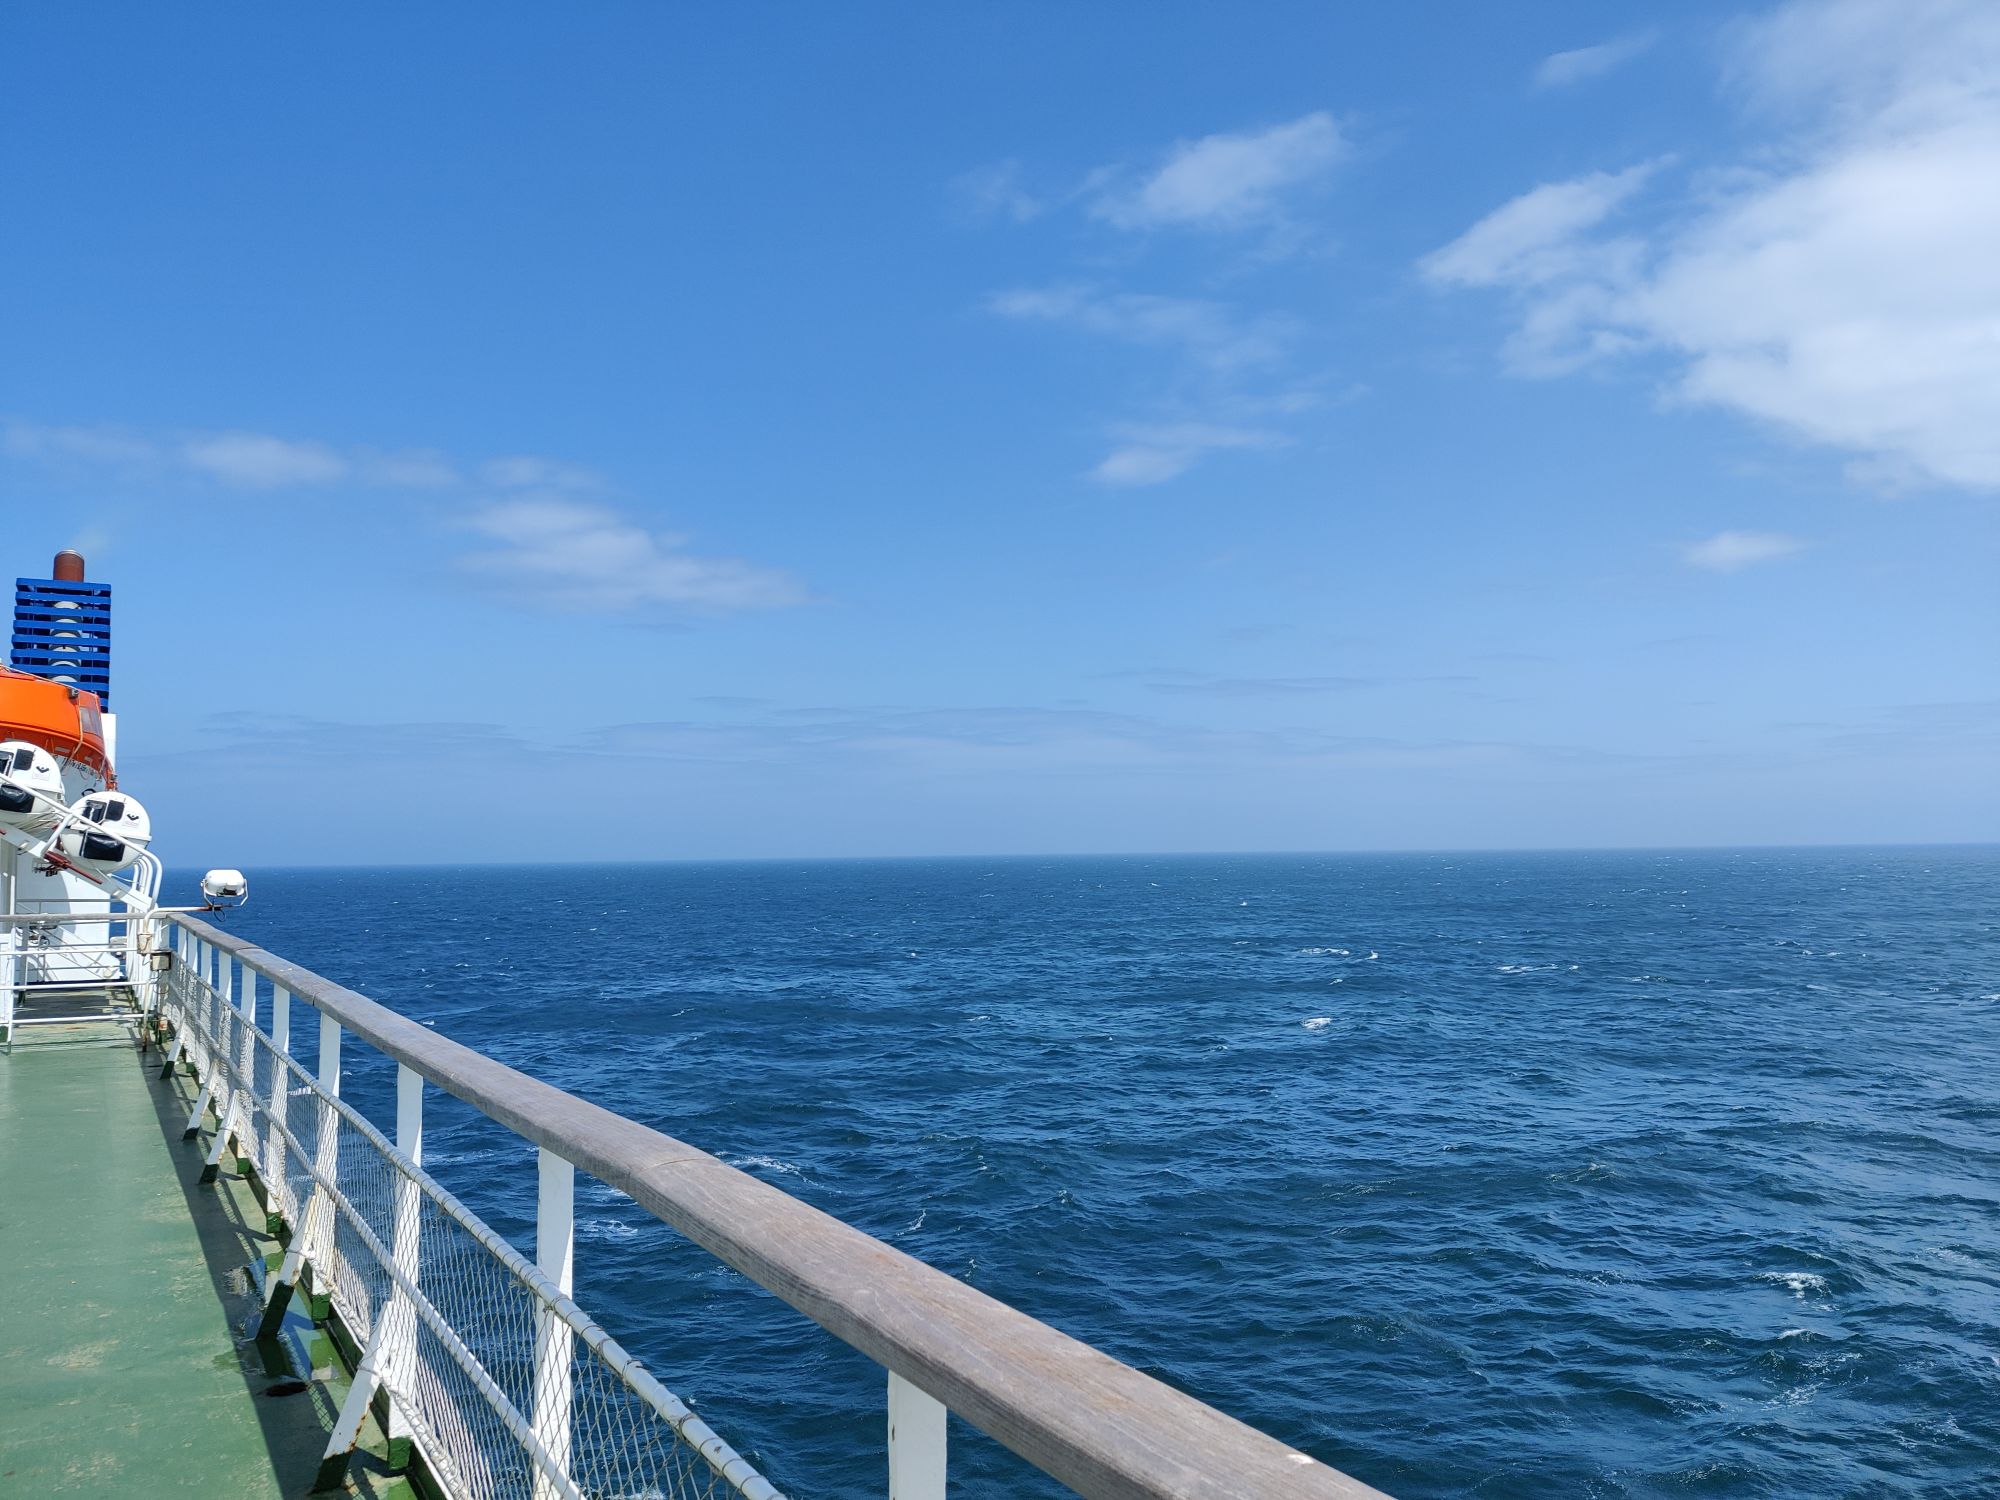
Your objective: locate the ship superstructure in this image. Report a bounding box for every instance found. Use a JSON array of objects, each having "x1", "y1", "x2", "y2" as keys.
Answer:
[
  {"x1": 0, "y1": 552, "x2": 1390, "y2": 1500},
  {"x1": 1, "y1": 551, "x2": 163, "y2": 1044}
]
